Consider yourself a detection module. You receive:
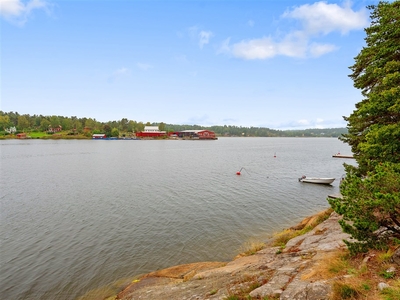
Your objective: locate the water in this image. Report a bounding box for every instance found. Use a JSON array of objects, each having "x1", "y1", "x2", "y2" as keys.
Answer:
[{"x1": 0, "y1": 137, "x2": 353, "y2": 299}]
